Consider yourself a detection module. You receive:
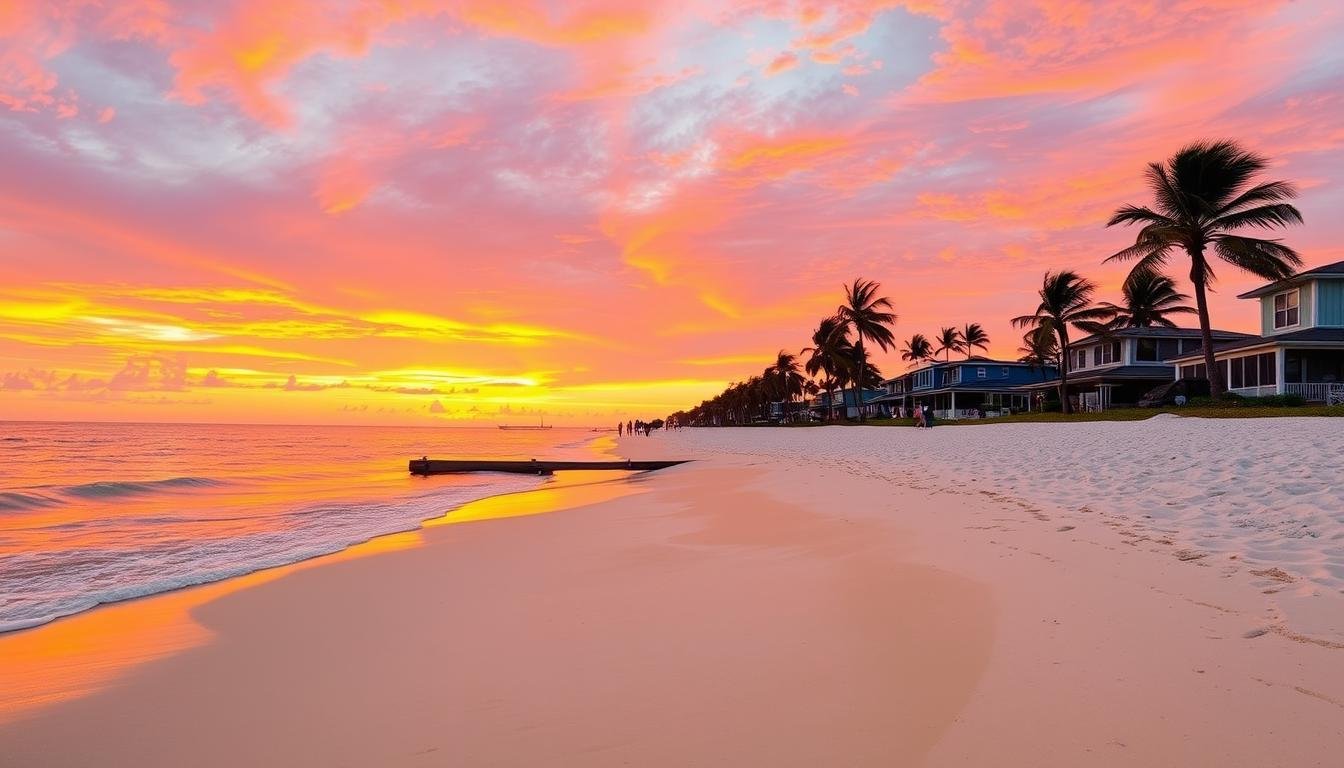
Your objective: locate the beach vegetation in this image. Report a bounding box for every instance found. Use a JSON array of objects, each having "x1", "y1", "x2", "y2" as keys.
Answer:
[
  {"x1": 1011, "y1": 271, "x2": 1112, "y2": 414},
  {"x1": 900, "y1": 333, "x2": 934, "y2": 367},
  {"x1": 934, "y1": 326, "x2": 963, "y2": 361},
  {"x1": 1107, "y1": 139, "x2": 1304, "y2": 396},
  {"x1": 1096, "y1": 269, "x2": 1197, "y2": 329},
  {"x1": 961, "y1": 323, "x2": 991, "y2": 357},
  {"x1": 834, "y1": 279, "x2": 897, "y2": 421}
]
